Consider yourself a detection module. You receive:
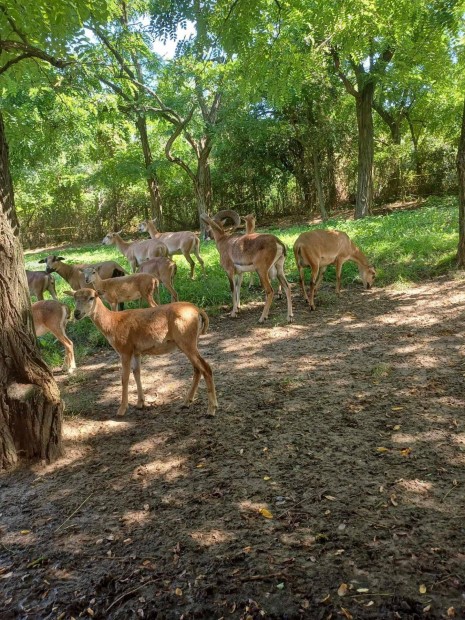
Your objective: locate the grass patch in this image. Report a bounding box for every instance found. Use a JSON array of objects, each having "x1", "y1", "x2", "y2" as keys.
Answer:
[{"x1": 25, "y1": 196, "x2": 459, "y2": 366}]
